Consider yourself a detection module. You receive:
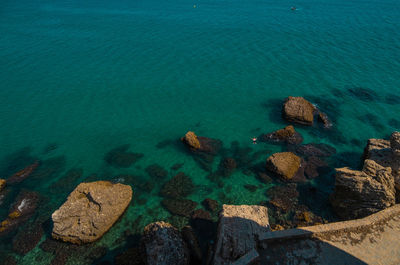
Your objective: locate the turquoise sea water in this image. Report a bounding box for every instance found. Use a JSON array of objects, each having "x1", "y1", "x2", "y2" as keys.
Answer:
[{"x1": 1, "y1": 0, "x2": 400, "y2": 263}]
